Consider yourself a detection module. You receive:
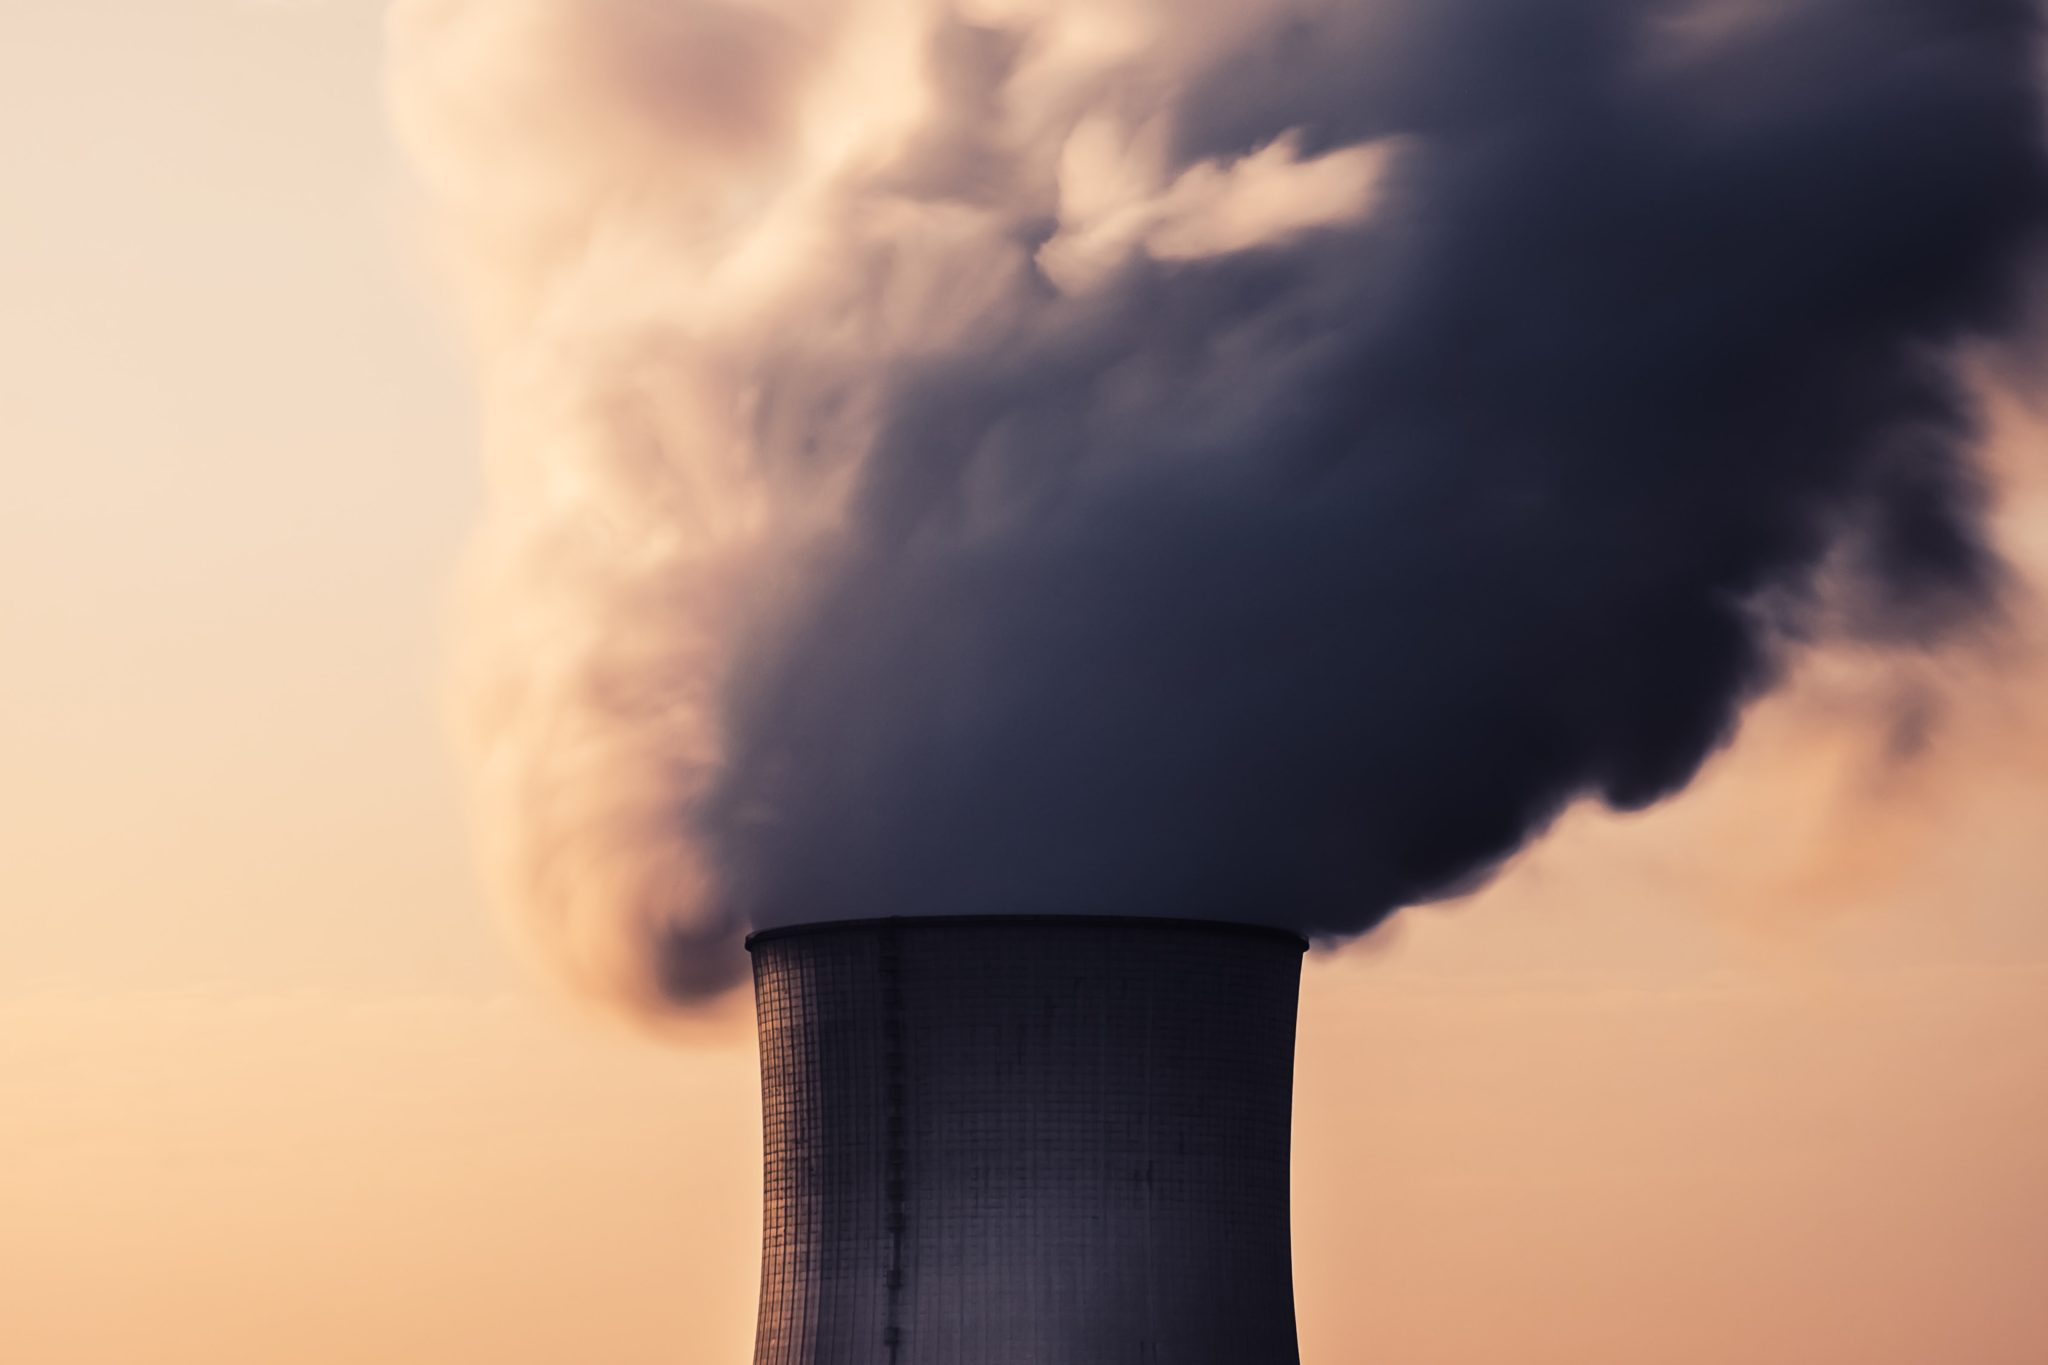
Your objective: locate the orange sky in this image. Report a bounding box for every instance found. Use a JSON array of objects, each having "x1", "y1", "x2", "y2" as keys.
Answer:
[{"x1": 4, "y1": 5, "x2": 2047, "y2": 1363}]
